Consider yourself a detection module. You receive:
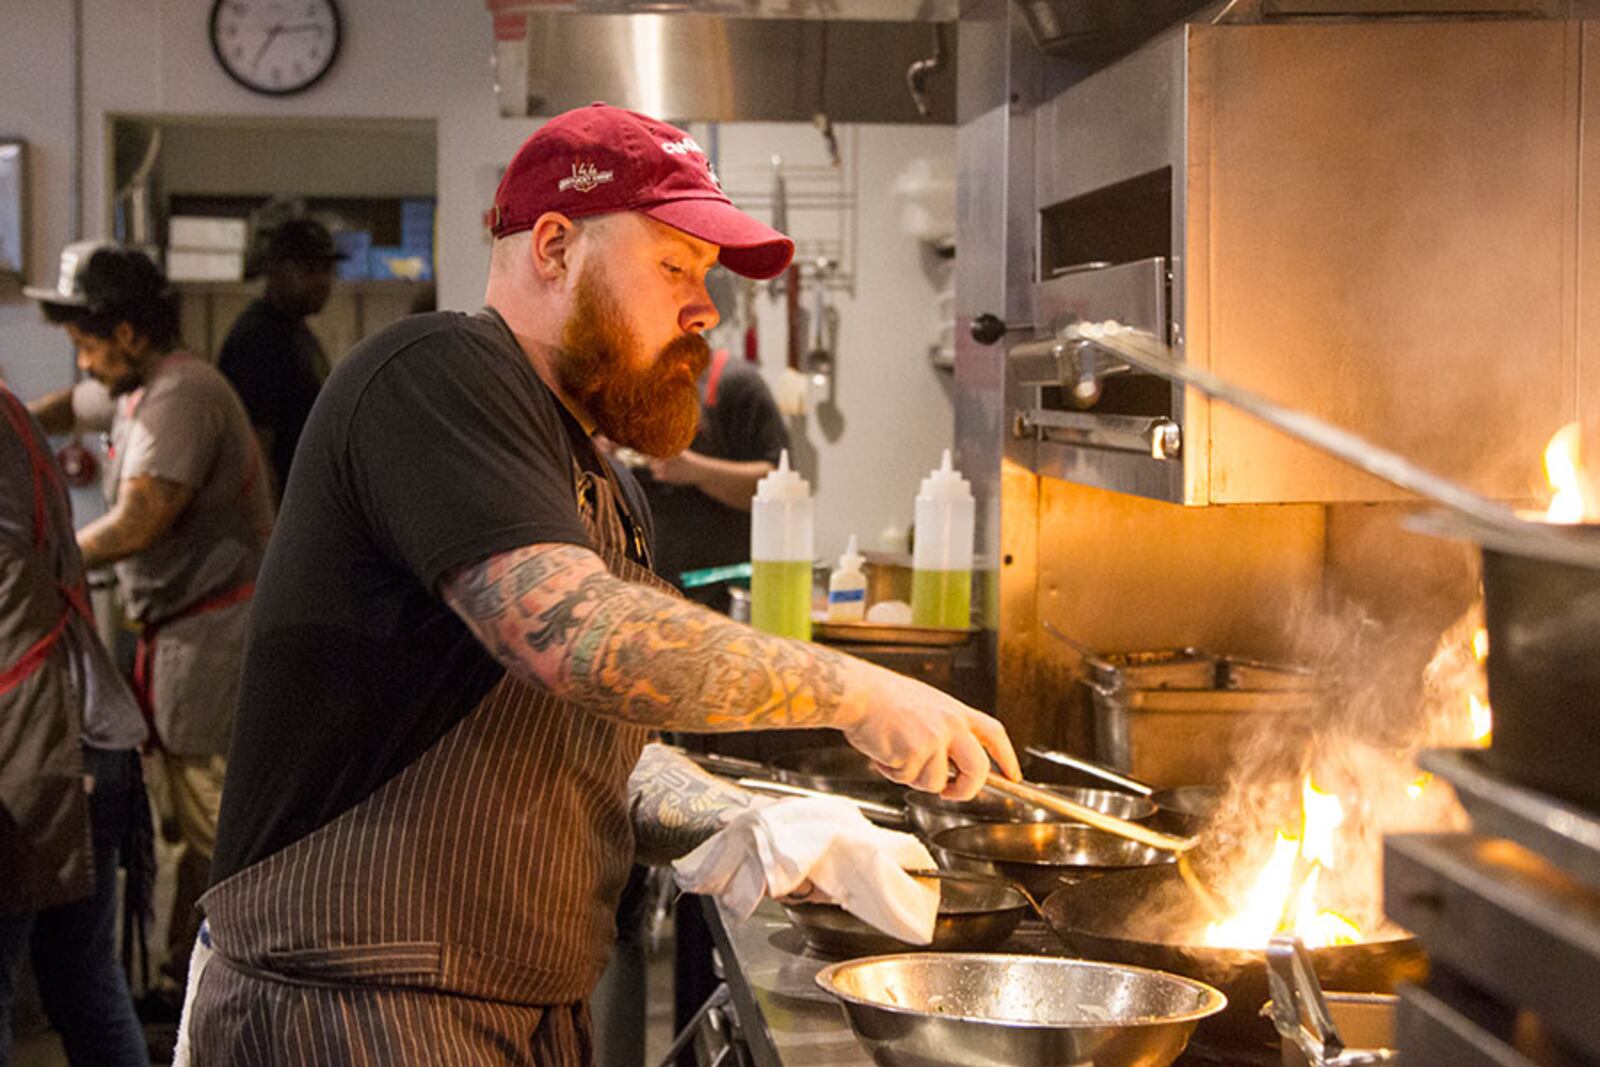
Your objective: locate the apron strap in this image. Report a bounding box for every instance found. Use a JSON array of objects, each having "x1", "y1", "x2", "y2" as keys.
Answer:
[{"x1": 133, "y1": 580, "x2": 257, "y2": 750}]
